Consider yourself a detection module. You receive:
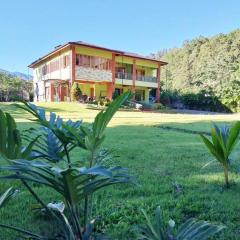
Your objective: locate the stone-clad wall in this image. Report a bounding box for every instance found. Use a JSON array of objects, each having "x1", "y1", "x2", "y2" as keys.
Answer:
[{"x1": 75, "y1": 66, "x2": 112, "y2": 82}]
